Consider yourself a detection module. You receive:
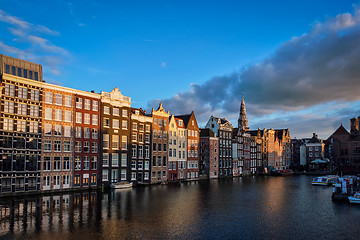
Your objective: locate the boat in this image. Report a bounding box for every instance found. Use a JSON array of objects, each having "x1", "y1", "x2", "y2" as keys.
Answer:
[
  {"x1": 312, "y1": 175, "x2": 338, "y2": 186},
  {"x1": 348, "y1": 192, "x2": 360, "y2": 204},
  {"x1": 332, "y1": 176, "x2": 360, "y2": 201},
  {"x1": 110, "y1": 181, "x2": 133, "y2": 189}
]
